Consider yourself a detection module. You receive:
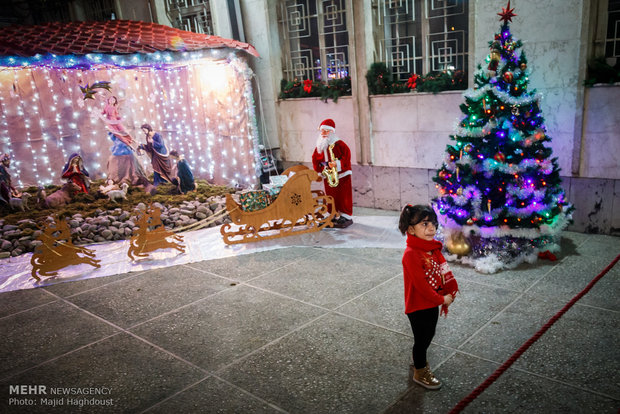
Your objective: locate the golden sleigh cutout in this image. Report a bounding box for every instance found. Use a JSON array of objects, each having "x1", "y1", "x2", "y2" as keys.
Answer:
[
  {"x1": 127, "y1": 205, "x2": 185, "y2": 260},
  {"x1": 221, "y1": 165, "x2": 335, "y2": 244},
  {"x1": 31, "y1": 217, "x2": 101, "y2": 281}
]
